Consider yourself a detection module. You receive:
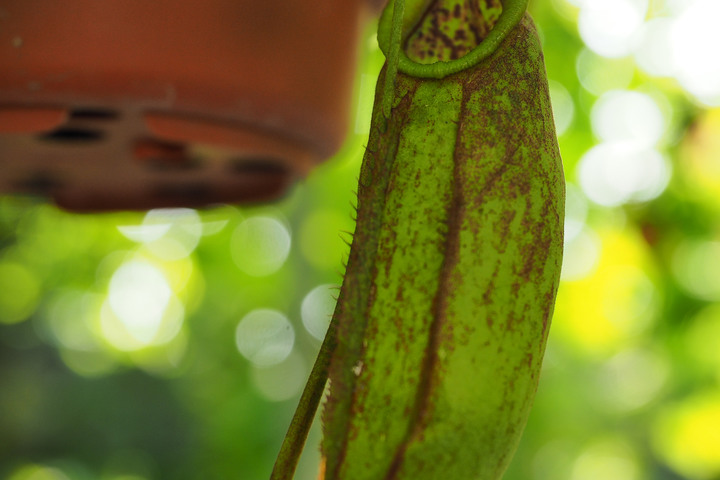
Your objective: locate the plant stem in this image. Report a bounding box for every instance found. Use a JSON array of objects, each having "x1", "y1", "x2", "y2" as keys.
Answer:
[
  {"x1": 269, "y1": 318, "x2": 338, "y2": 480},
  {"x1": 381, "y1": 0, "x2": 405, "y2": 122},
  {"x1": 271, "y1": 2, "x2": 407, "y2": 478}
]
